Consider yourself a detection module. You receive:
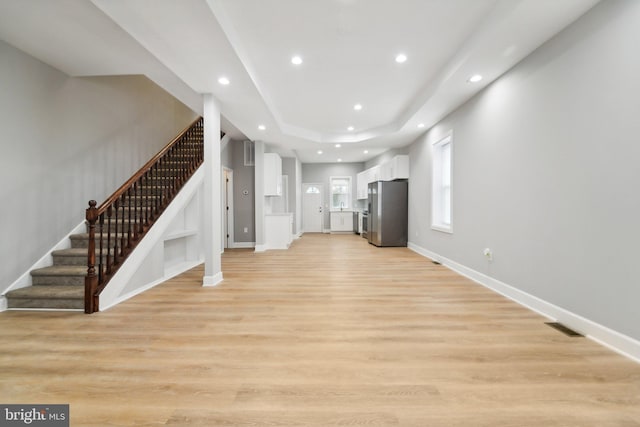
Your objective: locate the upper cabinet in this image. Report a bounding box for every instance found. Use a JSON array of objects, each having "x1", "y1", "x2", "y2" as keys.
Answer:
[
  {"x1": 356, "y1": 165, "x2": 380, "y2": 199},
  {"x1": 356, "y1": 171, "x2": 367, "y2": 200},
  {"x1": 357, "y1": 155, "x2": 409, "y2": 199},
  {"x1": 381, "y1": 155, "x2": 410, "y2": 181},
  {"x1": 264, "y1": 153, "x2": 282, "y2": 196}
]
